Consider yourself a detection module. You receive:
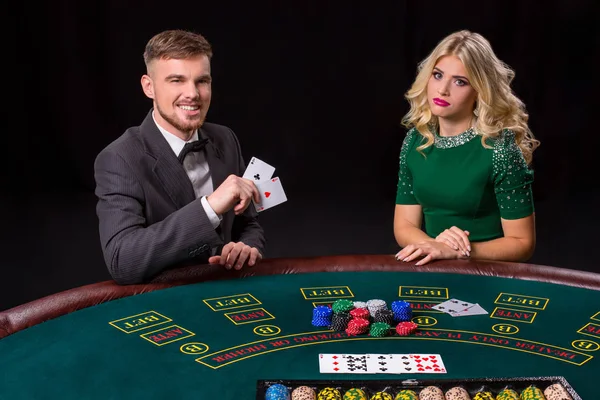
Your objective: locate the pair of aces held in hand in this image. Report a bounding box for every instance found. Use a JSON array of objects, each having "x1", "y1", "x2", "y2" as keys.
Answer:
[{"x1": 242, "y1": 157, "x2": 287, "y2": 212}]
